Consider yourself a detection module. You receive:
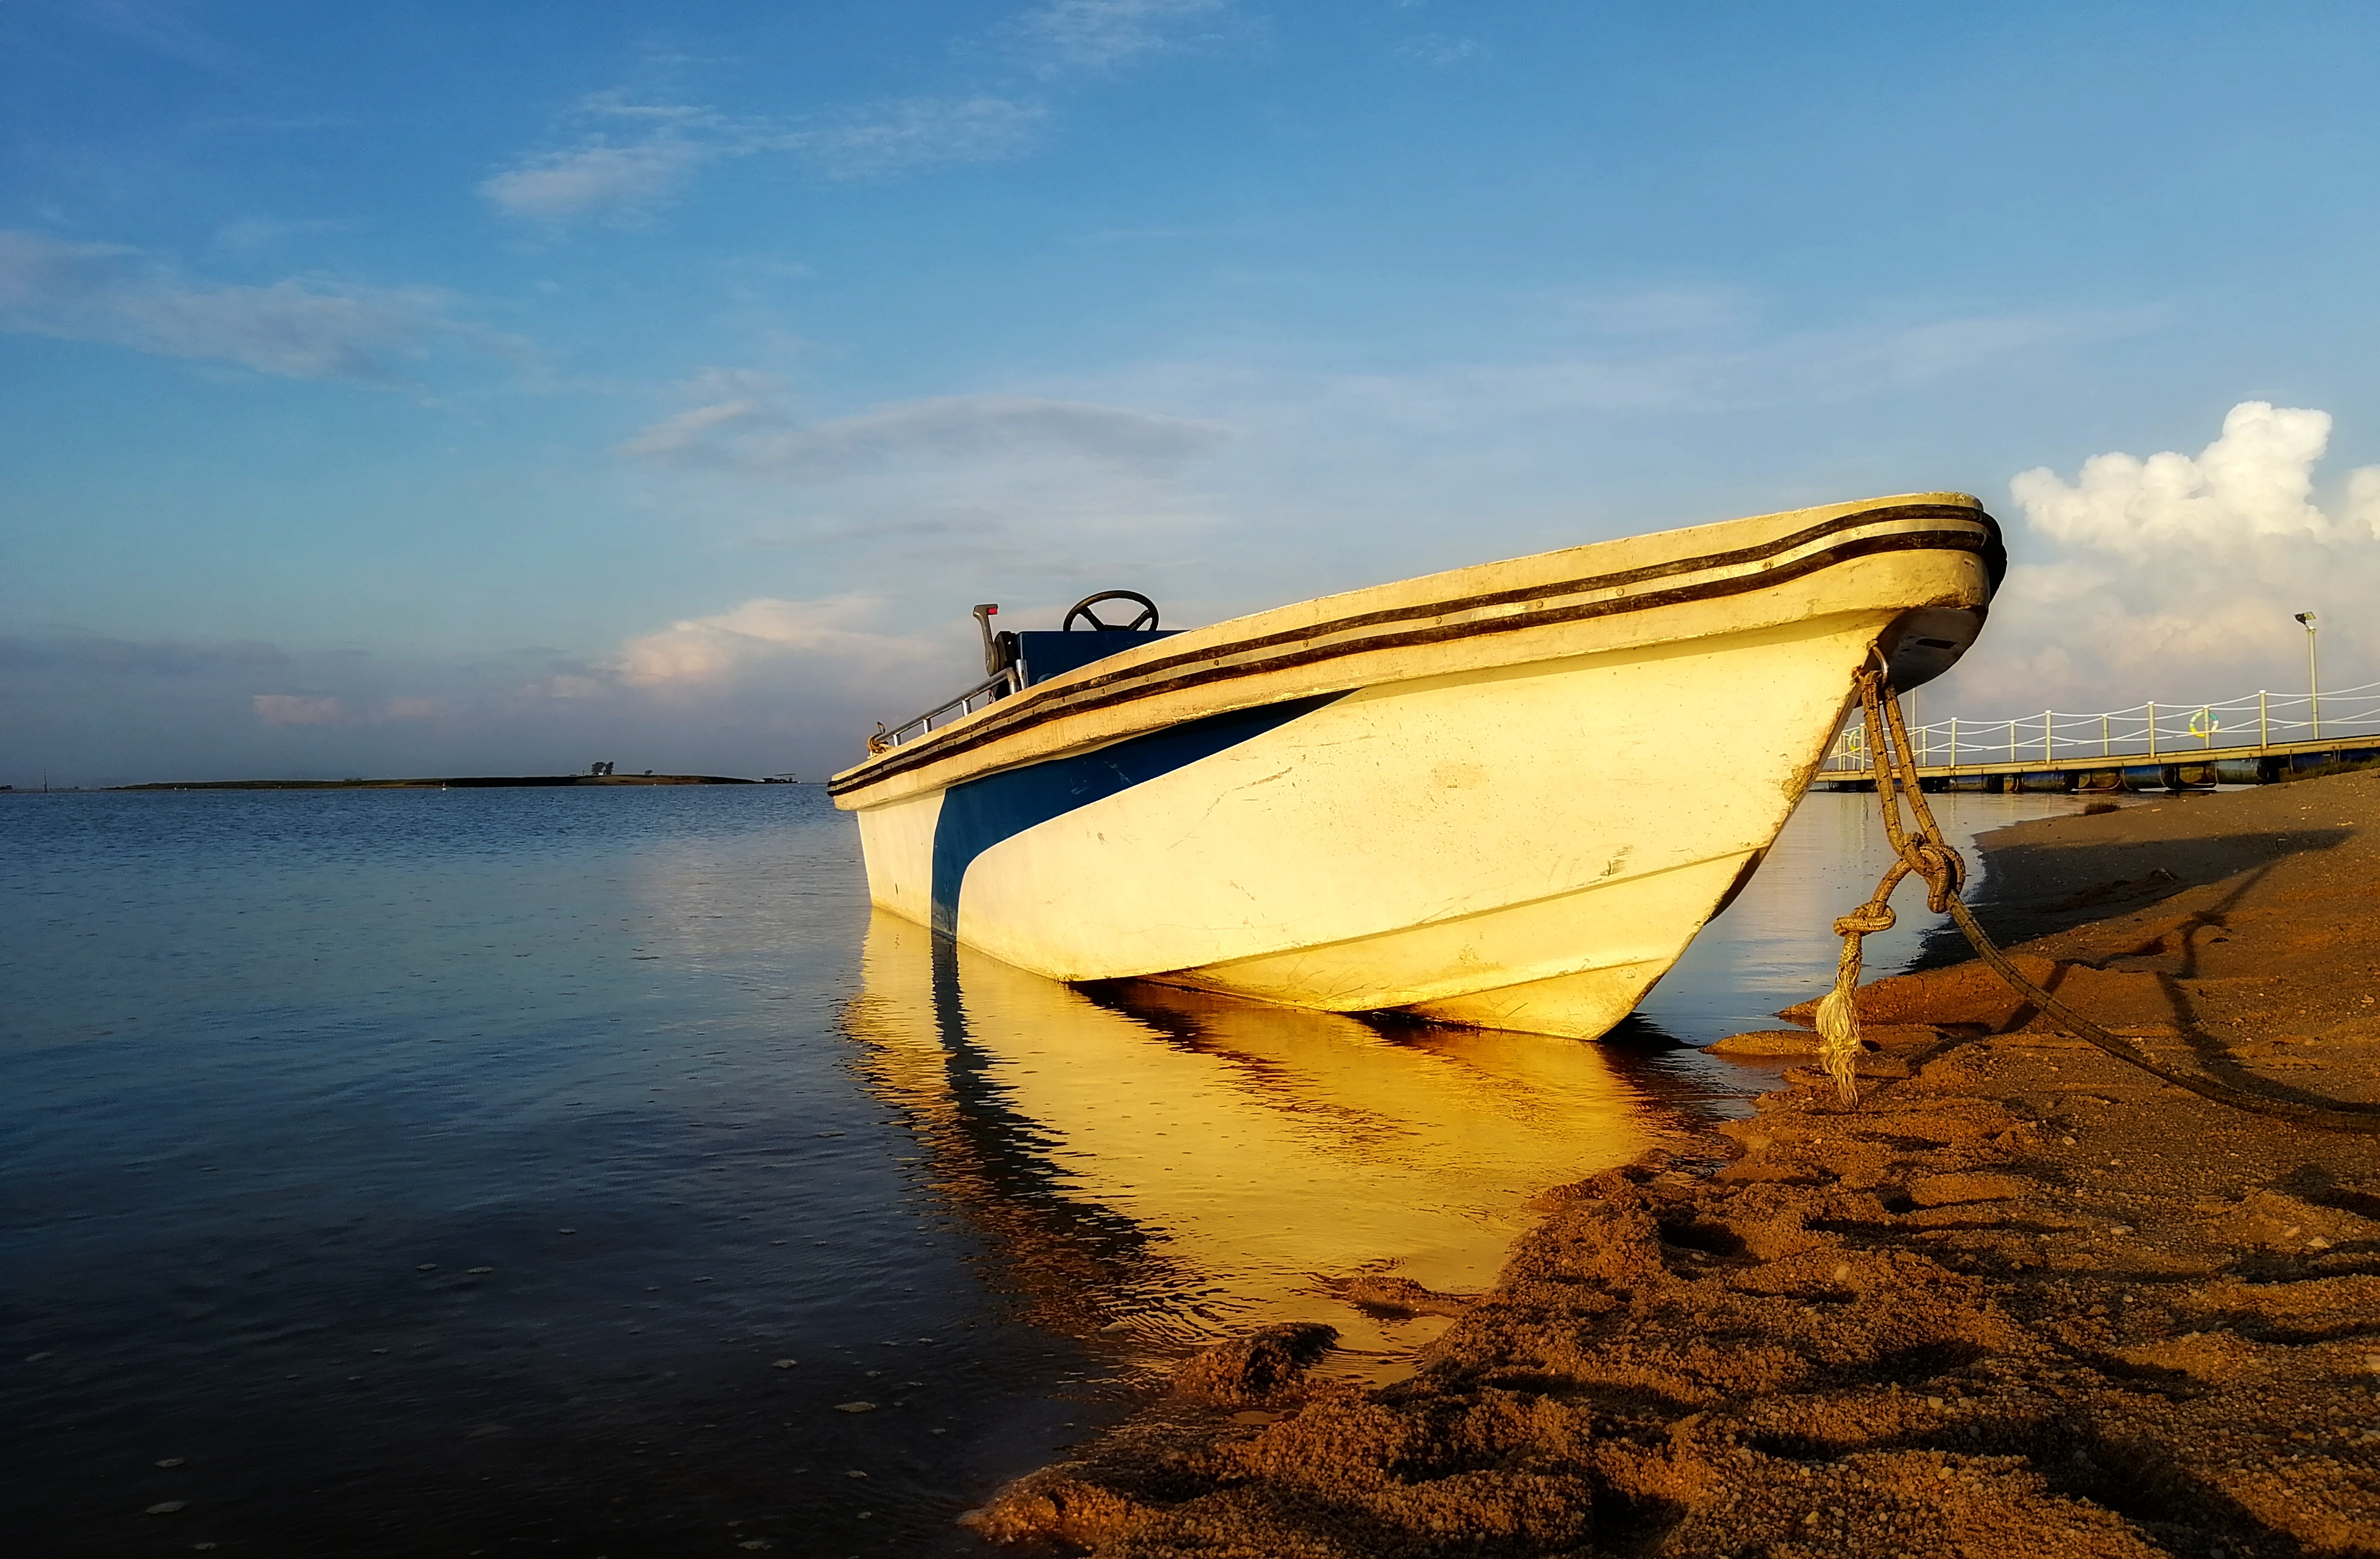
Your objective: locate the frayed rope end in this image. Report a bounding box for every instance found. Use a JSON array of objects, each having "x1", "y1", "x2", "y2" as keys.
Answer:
[{"x1": 1814, "y1": 983, "x2": 1863, "y2": 1103}]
